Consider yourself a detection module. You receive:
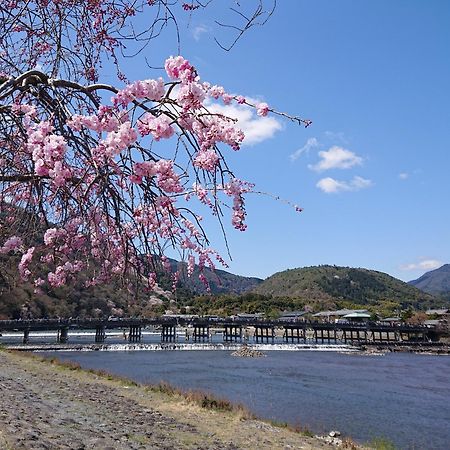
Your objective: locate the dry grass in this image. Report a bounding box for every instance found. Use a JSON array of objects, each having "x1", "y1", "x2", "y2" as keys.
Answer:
[
  {"x1": 147, "y1": 381, "x2": 254, "y2": 418},
  {"x1": 342, "y1": 436, "x2": 360, "y2": 449},
  {"x1": 265, "y1": 418, "x2": 316, "y2": 438}
]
